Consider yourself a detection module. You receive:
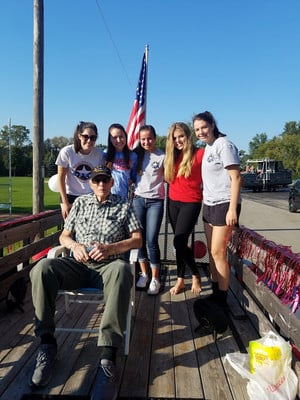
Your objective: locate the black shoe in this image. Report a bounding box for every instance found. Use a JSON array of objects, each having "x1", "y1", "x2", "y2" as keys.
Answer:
[
  {"x1": 193, "y1": 297, "x2": 229, "y2": 341},
  {"x1": 91, "y1": 363, "x2": 117, "y2": 400},
  {"x1": 206, "y1": 290, "x2": 229, "y2": 312},
  {"x1": 29, "y1": 343, "x2": 57, "y2": 387}
]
